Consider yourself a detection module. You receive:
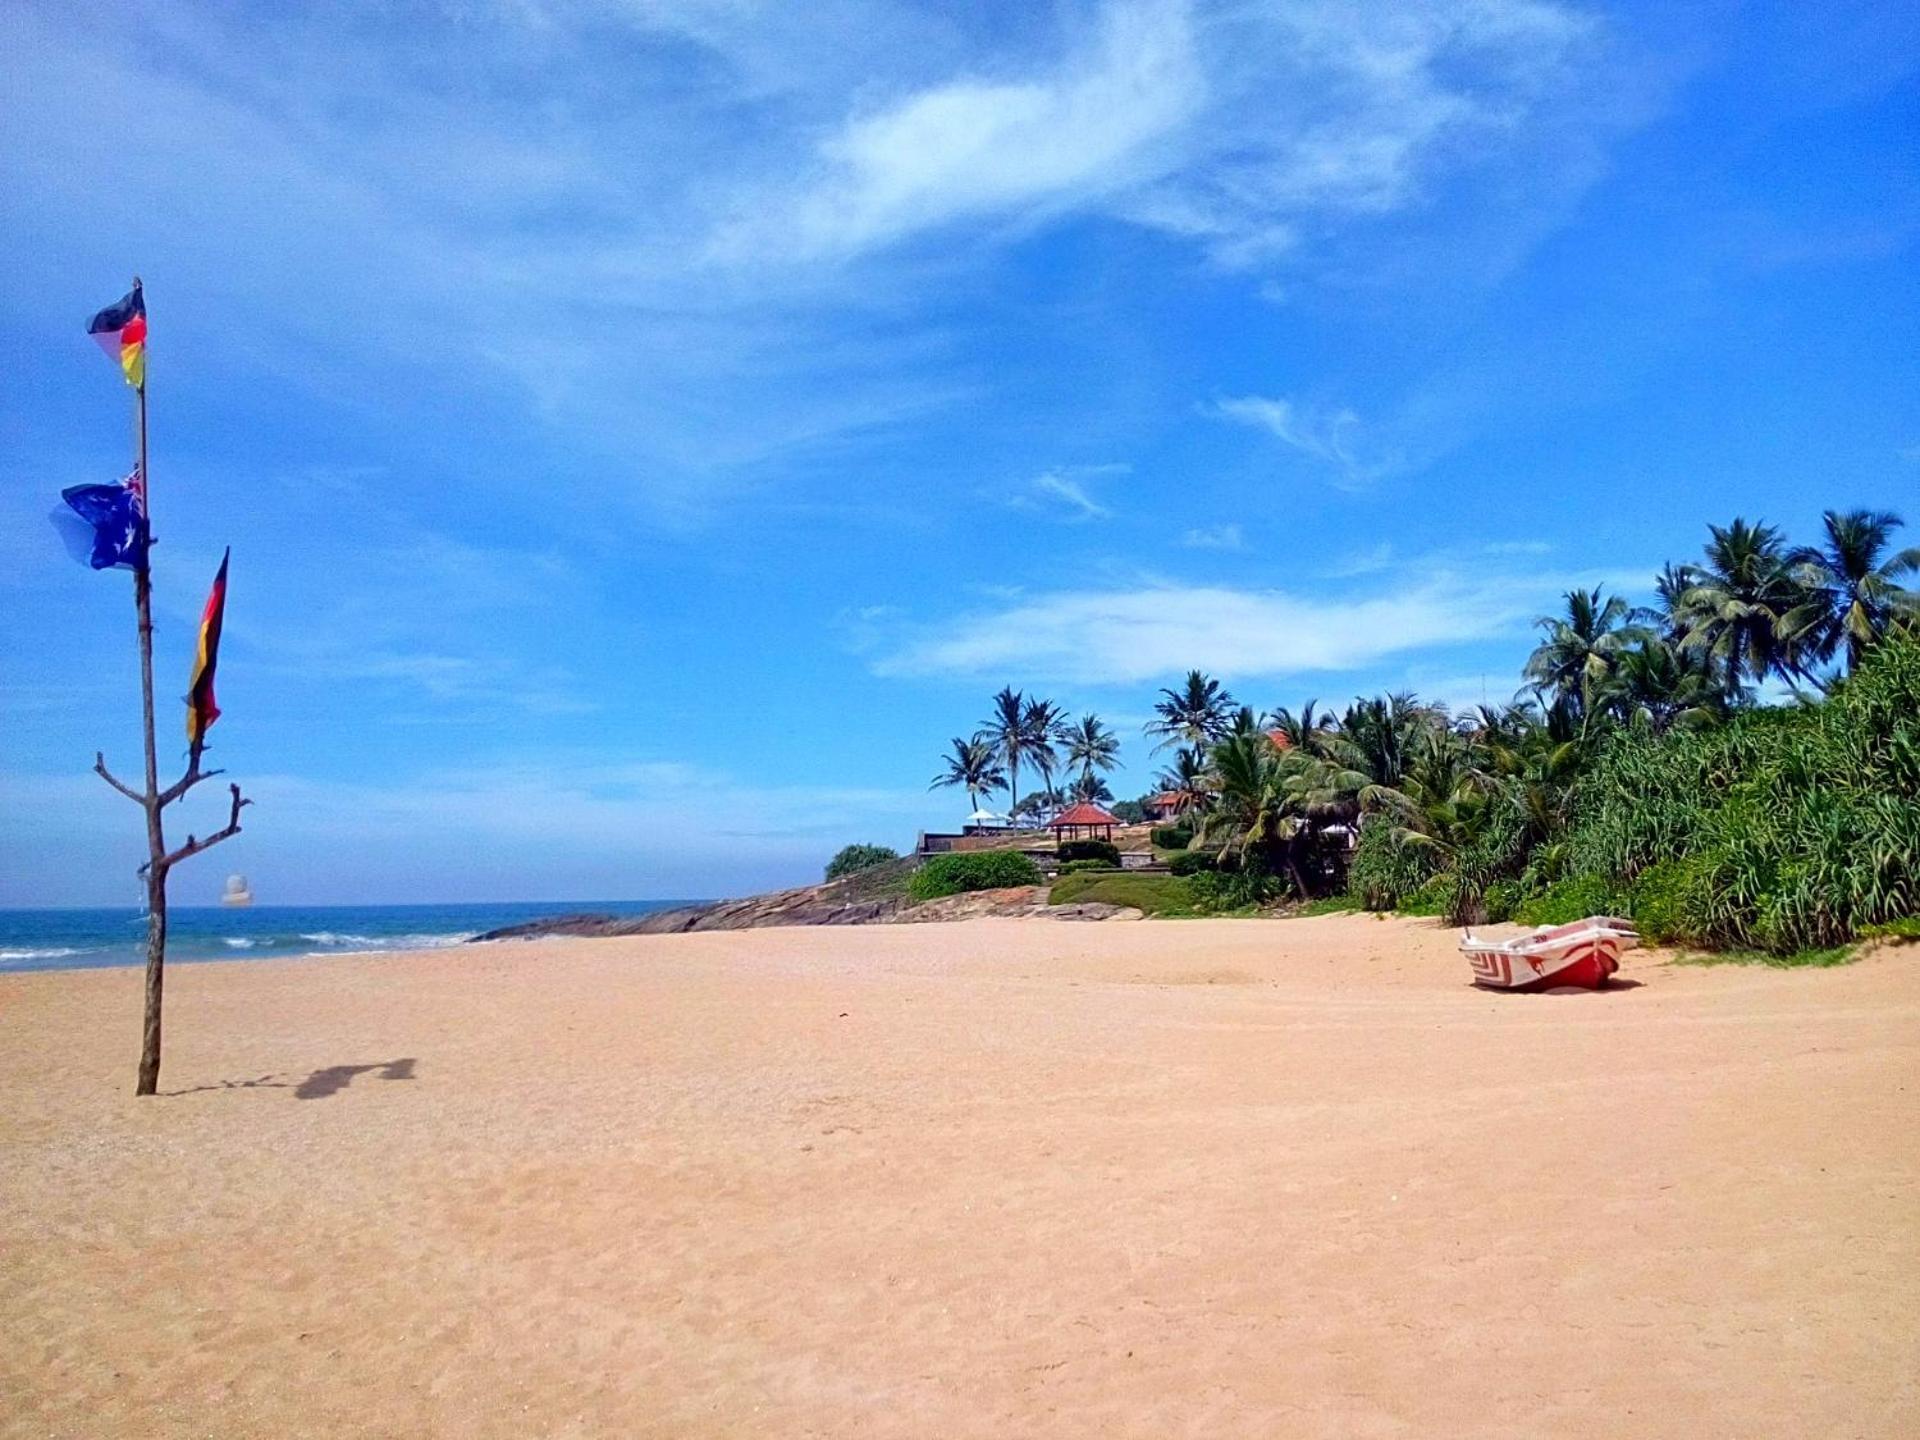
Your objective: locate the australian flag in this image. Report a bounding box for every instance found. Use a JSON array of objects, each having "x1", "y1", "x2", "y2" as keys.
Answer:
[{"x1": 57, "y1": 466, "x2": 149, "y2": 571}]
